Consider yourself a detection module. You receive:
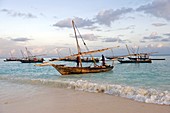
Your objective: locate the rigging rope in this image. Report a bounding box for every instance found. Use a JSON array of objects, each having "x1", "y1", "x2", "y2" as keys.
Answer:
[{"x1": 74, "y1": 24, "x2": 98, "y2": 66}]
